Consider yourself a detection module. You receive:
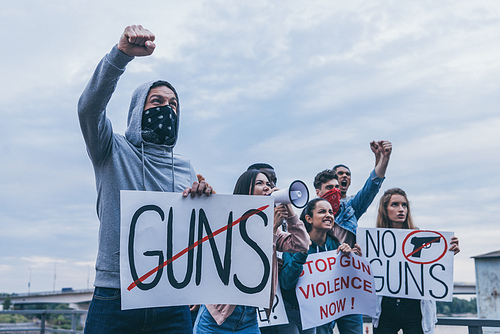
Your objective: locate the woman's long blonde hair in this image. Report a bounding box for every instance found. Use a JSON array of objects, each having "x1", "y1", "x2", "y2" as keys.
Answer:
[{"x1": 376, "y1": 188, "x2": 417, "y2": 229}]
